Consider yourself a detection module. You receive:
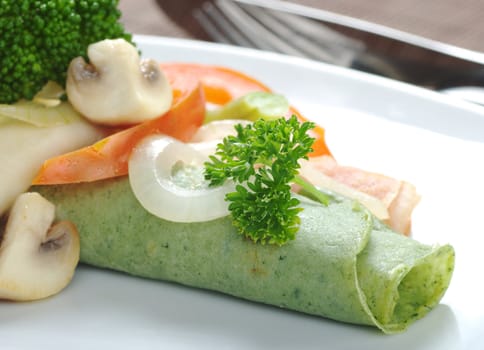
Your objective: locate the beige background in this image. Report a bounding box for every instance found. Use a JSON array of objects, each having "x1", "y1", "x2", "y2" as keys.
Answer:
[{"x1": 119, "y1": 0, "x2": 484, "y2": 53}]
